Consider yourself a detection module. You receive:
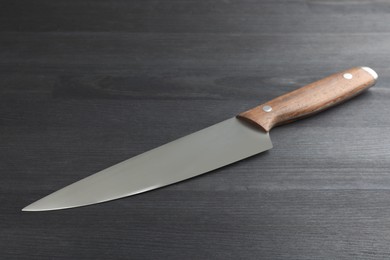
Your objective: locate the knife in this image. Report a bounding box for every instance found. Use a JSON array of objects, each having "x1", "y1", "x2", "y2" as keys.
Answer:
[{"x1": 23, "y1": 67, "x2": 378, "y2": 211}]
